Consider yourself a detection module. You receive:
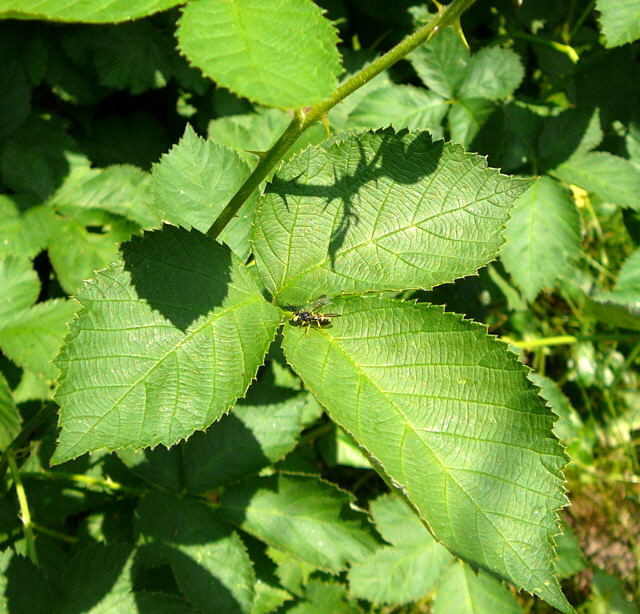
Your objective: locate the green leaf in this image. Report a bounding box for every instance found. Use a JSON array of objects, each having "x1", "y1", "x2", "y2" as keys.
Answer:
[
  {"x1": 48, "y1": 217, "x2": 138, "y2": 295},
  {"x1": 318, "y1": 427, "x2": 371, "y2": 469},
  {"x1": 134, "y1": 593, "x2": 199, "y2": 614},
  {"x1": 0, "y1": 550, "x2": 51, "y2": 614},
  {"x1": 408, "y1": 26, "x2": 469, "y2": 99},
  {"x1": 0, "y1": 373, "x2": 21, "y2": 451},
  {"x1": 554, "y1": 522, "x2": 587, "y2": 579},
  {"x1": 348, "y1": 495, "x2": 452, "y2": 605},
  {"x1": 448, "y1": 98, "x2": 499, "y2": 148},
  {"x1": 0, "y1": 256, "x2": 39, "y2": 321},
  {"x1": 138, "y1": 491, "x2": 255, "y2": 614},
  {"x1": 59, "y1": 544, "x2": 136, "y2": 614},
  {"x1": 288, "y1": 580, "x2": 360, "y2": 614},
  {"x1": 151, "y1": 125, "x2": 251, "y2": 233},
  {"x1": 538, "y1": 108, "x2": 603, "y2": 171},
  {"x1": 500, "y1": 102, "x2": 546, "y2": 172},
  {"x1": 183, "y1": 378, "x2": 314, "y2": 492},
  {"x1": 0, "y1": 0, "x2": 183, "y2": 23},
  {"x1": 177, "y1": 0, "x2": 341, "y2": 109},
  {"x1": 432, "y1": 561, "x2": 523, "y2": 614},
  {"x1": 253, "y1": 130, "x2": 532, "y2": 306},
  {"x1": 53, "y1": 227, "x2": 281, "y2": 463},
  {"x1": 282, "y1": 296, "x2": 570, "y2": 613},
  {"x1": 501, "y1": 177, "x2": 581, "y2": 301},
  {"x1": 118, "y1": 445, "x2": 183, "y2": 492},
  {"x1": 49, "y1": 164, "x2": 161, "y2": 229},
  {"x1": 221, "y1": 474, "x2": 378, "y2": 572},
  {"x1": 0, "y1": 299, "x2": 78, "y2": 381},
  {"x1": 459, "y1": 47, "x2": 524, "y2": 101},
  {"x1": 606, "y1": 247, "x2": 640, "y2": 302},
  {"x1": 596, "y1": 0, "x2": 640, "y2": 47},
  {"x1": 0, "y1": 117, "x2": 78, "y2": 200},
  {"x1": 0, "y1": 197, "x2": 57, "y2": 259},
  {"x1": 553, "y1": 152, "x2": 640, "y2": 210},
  {"x1": 347, "y1": 85, "x2": 447, "y2": 138}
]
